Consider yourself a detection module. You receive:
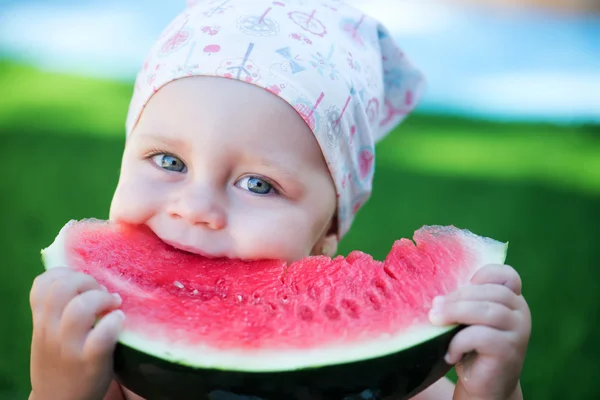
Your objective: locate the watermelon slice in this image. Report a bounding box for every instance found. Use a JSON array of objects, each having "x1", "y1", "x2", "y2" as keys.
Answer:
[{"x1": 41, "y1": 219, "x2": 507, "y2": 400}]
